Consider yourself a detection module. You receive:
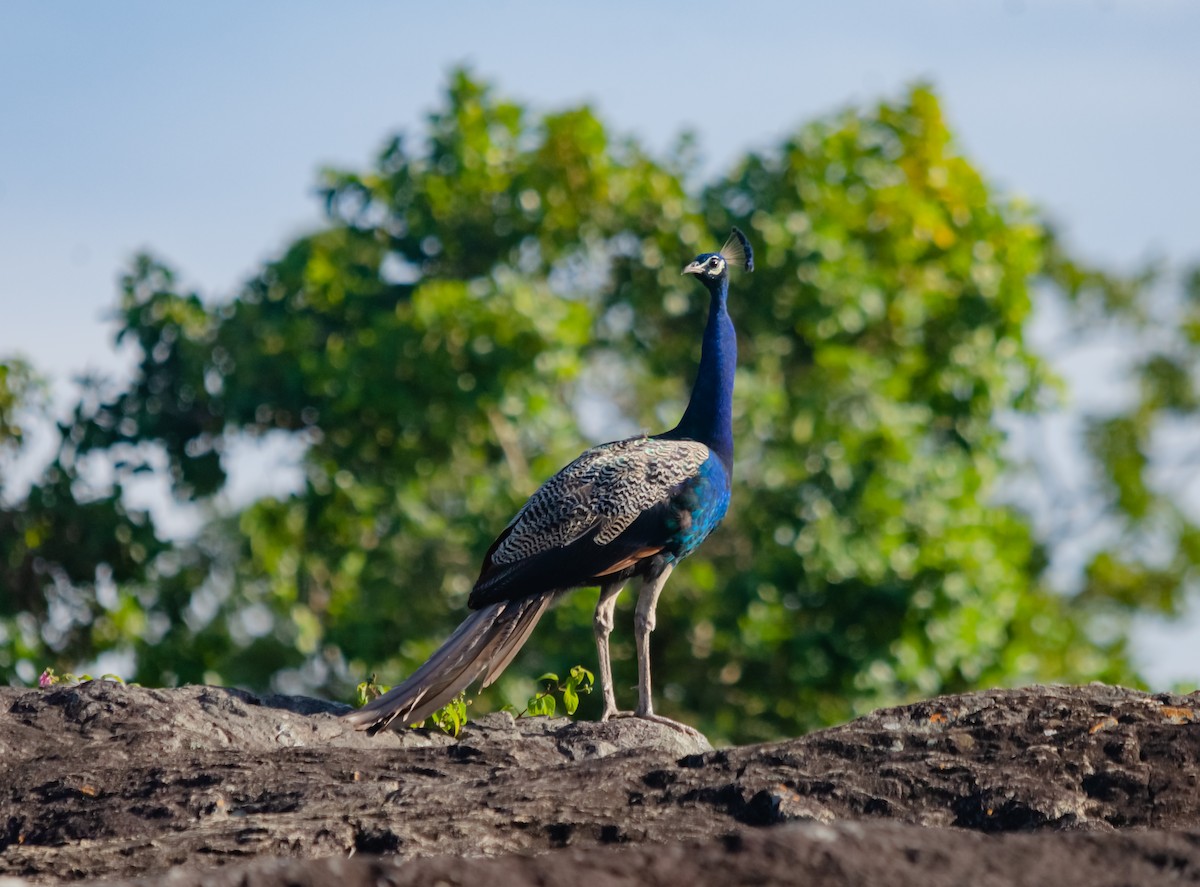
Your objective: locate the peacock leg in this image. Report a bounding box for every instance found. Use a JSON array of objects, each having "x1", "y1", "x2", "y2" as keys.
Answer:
[
  {"x1": 627, "y1": 564, "x2": 707, "y2": 738},
  {"x1": 593, "y1": 580, "x2": 626, "y2": 720},
  {"x1": 633, "y1": 563, "x2": 672, "y2": 717}
]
